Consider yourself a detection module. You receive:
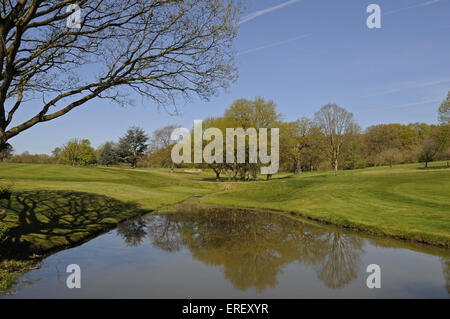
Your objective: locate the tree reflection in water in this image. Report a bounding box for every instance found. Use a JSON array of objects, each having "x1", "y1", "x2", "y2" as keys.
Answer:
[
  {"x1": 117, "y1": 209, "x2": 366, "y2": 292},
  {"x1": 116, "y1": 218, "x2": 147, "y2": 247}
]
